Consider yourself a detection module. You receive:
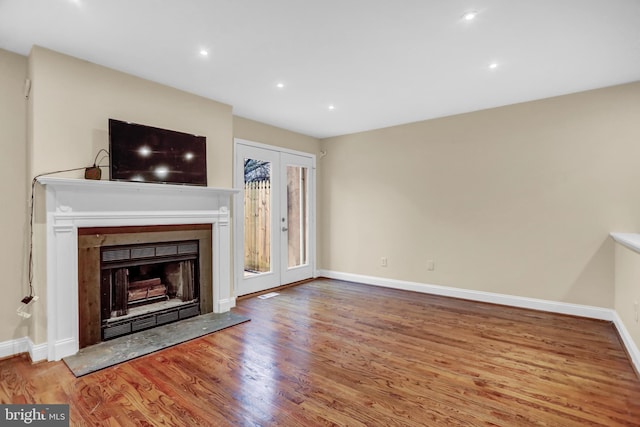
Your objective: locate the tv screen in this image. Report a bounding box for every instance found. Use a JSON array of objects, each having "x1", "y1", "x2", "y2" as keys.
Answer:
[{"x1": 108, "y1": 119, "x2": 207, "y2": 186}]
